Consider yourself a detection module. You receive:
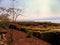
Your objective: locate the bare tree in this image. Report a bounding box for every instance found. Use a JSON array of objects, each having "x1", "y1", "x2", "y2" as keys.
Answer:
[
  {"x1": 0, "y1": 7, "x2": 6, "y2": 11},
  {"x1": 7, "y1": 8, "x2": 22, "y2": 22},
  {"x1": 0, "y1": 4, "x2": 22, "y2": 44},
  {"x1": 0, "y1": 7, "x2": 10, "y2": 22},
  {"x1": 6, "y1": 7, "x2": 22, "y2": 44}
]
